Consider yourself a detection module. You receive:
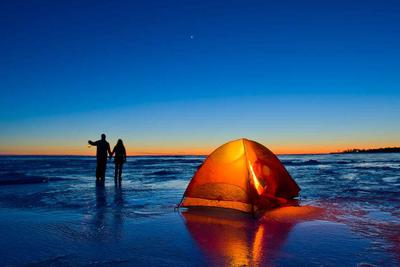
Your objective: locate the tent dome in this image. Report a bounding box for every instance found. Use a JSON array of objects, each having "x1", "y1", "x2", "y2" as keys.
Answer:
[{"x1": 179, "y1": 138, "x2": 300, "y2": 213}]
